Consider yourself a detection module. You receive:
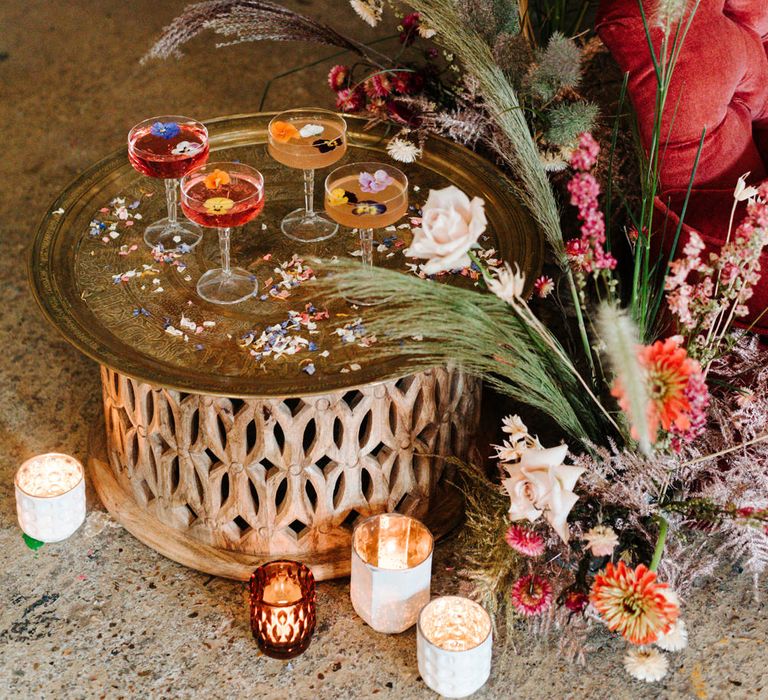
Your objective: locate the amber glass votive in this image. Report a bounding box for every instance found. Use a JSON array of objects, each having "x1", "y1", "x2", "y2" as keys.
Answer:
[{"x1": 249, "y1": 560, "x2": 316, "y2": 659}]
